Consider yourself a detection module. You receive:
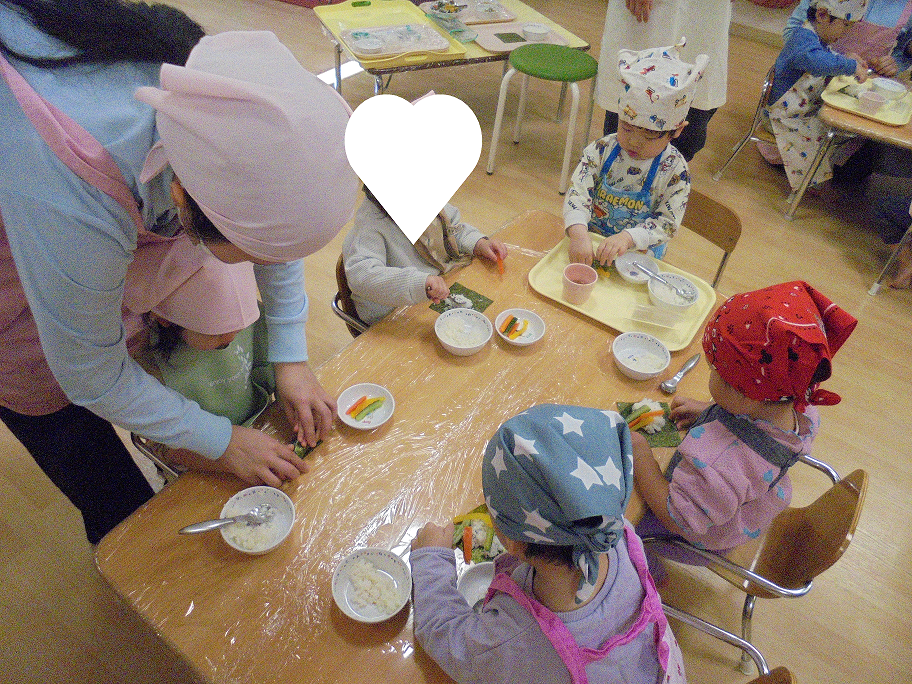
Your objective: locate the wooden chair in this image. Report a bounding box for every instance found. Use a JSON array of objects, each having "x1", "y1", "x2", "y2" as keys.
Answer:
[
  {"x1": 680, "y1": 188, "x2": 742, "y2": 288},
  {"x1": 331, "y1": 255, "x2": 368, "y2": 337},
  {"x1": 646, "y1": 469, "x2": 868, "y2": 673},
  {"x1": 712, "y1": 66, "x2": 777, "y2": 182}
]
